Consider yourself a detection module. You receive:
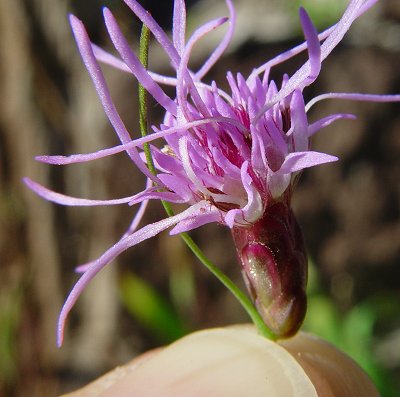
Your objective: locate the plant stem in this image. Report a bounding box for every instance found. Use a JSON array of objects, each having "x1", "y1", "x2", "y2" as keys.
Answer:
[{"x1": 138, "y1": 24, "x2": 155, "y2": 171}]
